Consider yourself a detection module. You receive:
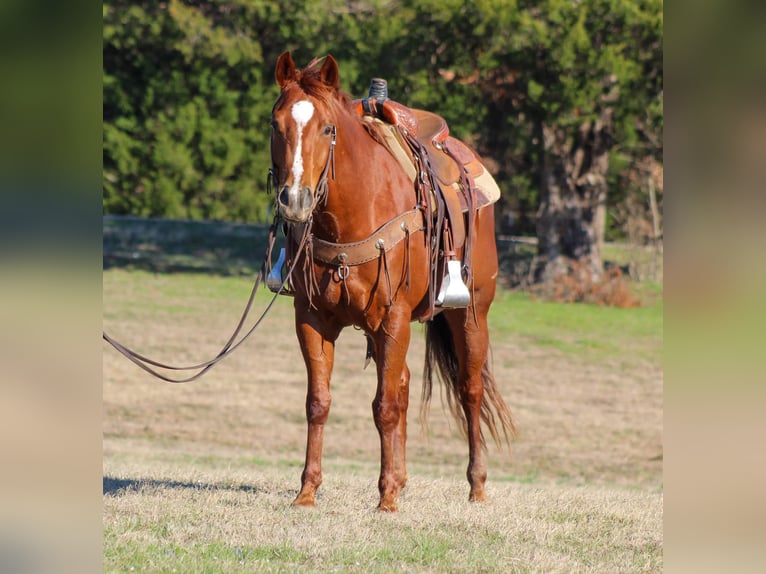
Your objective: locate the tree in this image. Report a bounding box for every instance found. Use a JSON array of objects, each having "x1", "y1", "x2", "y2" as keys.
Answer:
[
  {"x1": 102, "y1": 0, "x2": 663, "y2": 276},
  {"x1": 368, "y1": 0, "x2": 662, "y2": 283},
  {"x1": 103, "y1": 0, "x2": 278, "y2": 222},
  {"x1": 523, "y1": 0, "x2": 663, "y2": 283},
  {"x1": 102, "y1": 0, "x2": 378, "y2": 222}
]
